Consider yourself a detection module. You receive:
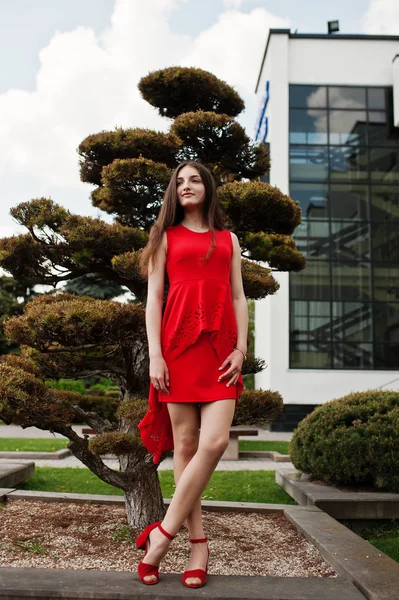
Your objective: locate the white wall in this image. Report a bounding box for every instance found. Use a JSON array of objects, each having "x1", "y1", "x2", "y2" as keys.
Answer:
[
  {"x1": 254, "y1": 33, "x2": 399, "y2": 404},
  {"x1": 393, "y1": 54, "x2": 399, "y2": 126},
  {"x1": 255, "y1": 32, "x2": 290, "y2": 394},
  {"x1": 288, "y1": 38, "x2": 399, "y2": 85}
]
